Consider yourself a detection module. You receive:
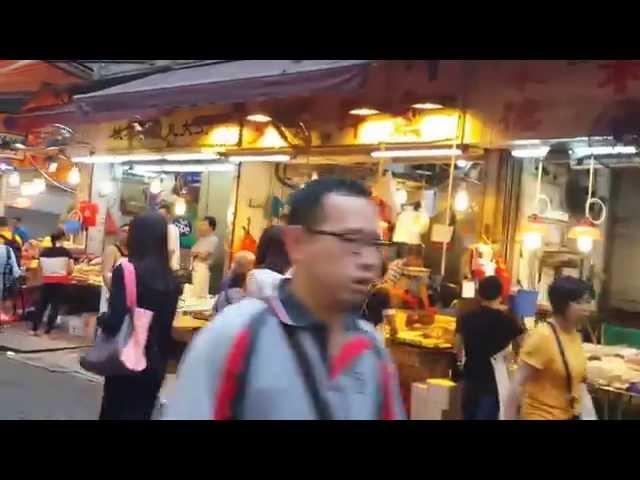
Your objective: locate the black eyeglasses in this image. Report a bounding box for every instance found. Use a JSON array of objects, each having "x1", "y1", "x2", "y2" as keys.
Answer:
[{"x1": 305, "y1": 227, "x2": 388, "y2": 252}]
